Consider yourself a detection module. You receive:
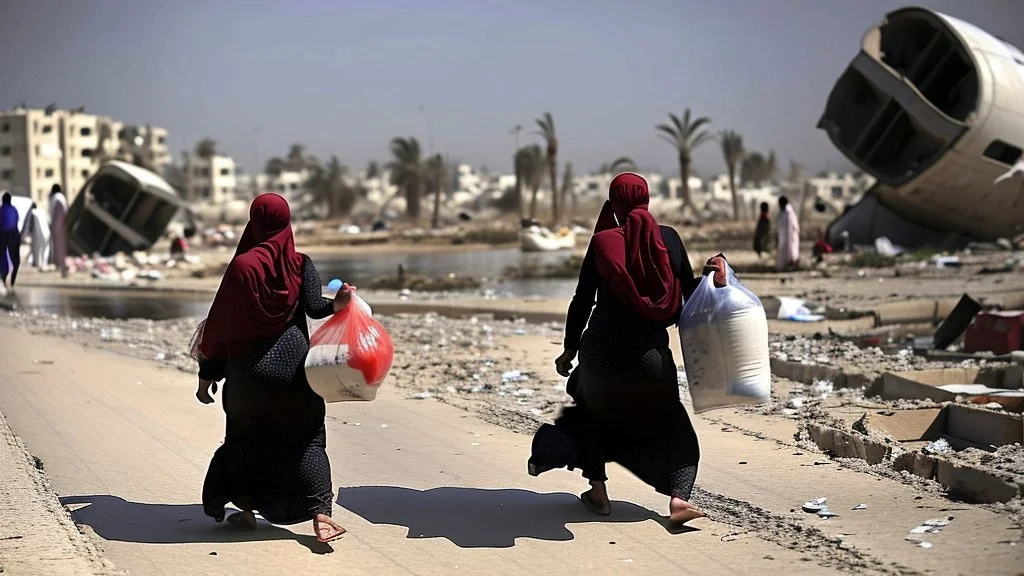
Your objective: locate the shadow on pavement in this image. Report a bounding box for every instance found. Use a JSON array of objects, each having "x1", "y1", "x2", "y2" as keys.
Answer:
[
  {"x1": 337, "y1": 486, "x2": 671, "y2": 548},
  {"x1": 59, "y1": 495, "x2": 332, "y2": 554}
]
